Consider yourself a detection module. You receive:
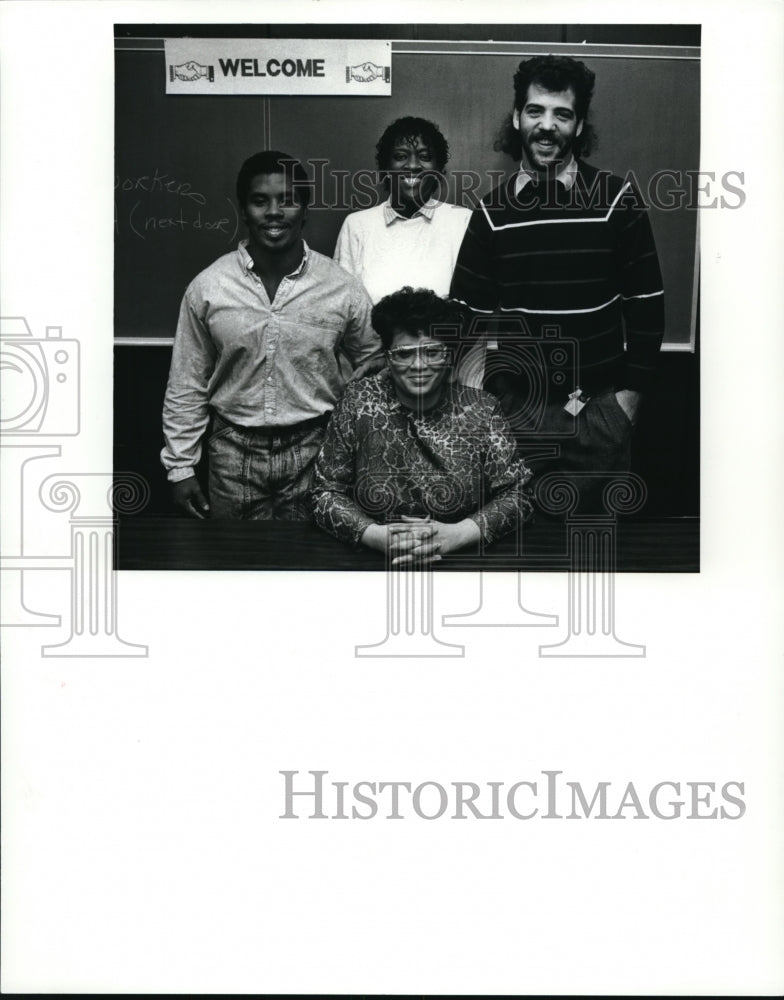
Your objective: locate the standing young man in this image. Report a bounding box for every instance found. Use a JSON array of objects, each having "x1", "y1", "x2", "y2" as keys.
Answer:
[
  {"x1": 450, "y1": 56, "x2": 665, "y2": 504},
  {"x1": 161, "y1": 150, "x2": 380, "y2": 519}
]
